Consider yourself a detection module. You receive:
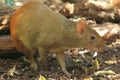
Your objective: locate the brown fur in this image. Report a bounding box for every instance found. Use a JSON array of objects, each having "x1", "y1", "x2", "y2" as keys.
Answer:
[{"x1": 10, "y1": 0, "x2": 105, "y2": 78}]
